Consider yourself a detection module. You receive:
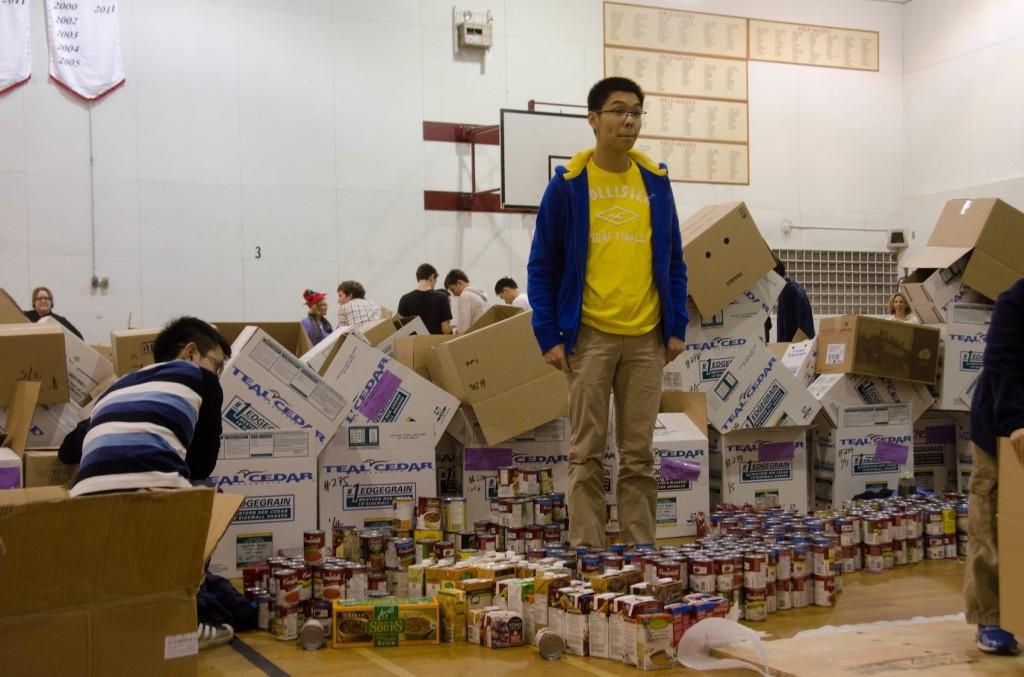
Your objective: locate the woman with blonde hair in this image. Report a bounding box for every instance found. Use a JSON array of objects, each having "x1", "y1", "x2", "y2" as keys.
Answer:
[
  {"x1": 887, "y1": 291, "x2": 920, "y2": 324},
  {"x1": 301, "y1": 289, "x2": 333, "y2": 346}
]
